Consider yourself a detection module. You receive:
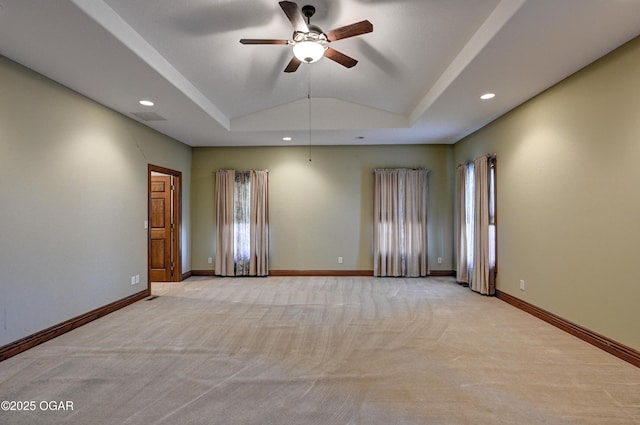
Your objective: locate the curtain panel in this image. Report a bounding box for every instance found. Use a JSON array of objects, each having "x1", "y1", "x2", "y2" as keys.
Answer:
[
  {"x1": 215, "y1": 170, "x2": 269, "y2": 277},
  {"x1": 373, "y1": 168, "x2": 429, "y2": 277},
  {"x1": 249, "y1": 170, "x2": 269, "y2": 276},
  {"x1": 471, "y1": 156, "x2": 491, "y2": 294},
  {"x1": 215, "y1": 170, "x2": 235, "y2": 276}
]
